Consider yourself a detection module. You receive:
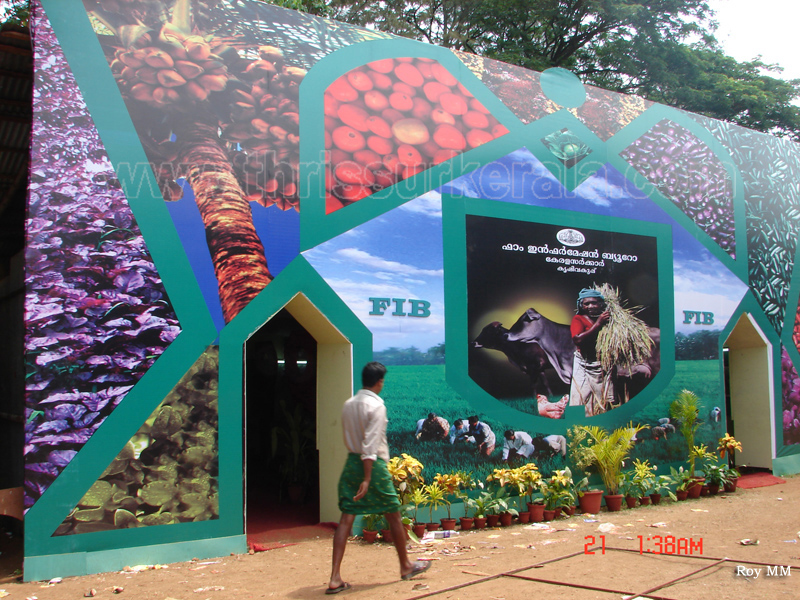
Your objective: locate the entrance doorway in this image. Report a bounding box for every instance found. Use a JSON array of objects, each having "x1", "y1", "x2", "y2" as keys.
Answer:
[
  {"x1": 722, "y1": 313, "x2": 775, "y2": 470},
  {"x1": 244, "y1": 308, "x2": 319, "y2": 537}
]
